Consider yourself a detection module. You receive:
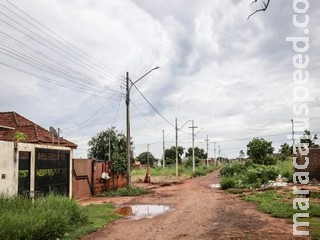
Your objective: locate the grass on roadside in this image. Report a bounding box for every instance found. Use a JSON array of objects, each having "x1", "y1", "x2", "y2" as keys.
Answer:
[
  {"x1": 0, "y1": 194, "x2": 87, "y2": 240},
  {"x1": 99, "y1": 186, "x2": 150, "y2": 197},
  {"x1": 242, "y1": 190, "x2": 320, "y2": 239},
  {"x1": 64, "y1": 203, "x2": 122, "y2": 240},
  {"x1": 132, "y1": 164, "x2": 219, "y2": 178}
]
